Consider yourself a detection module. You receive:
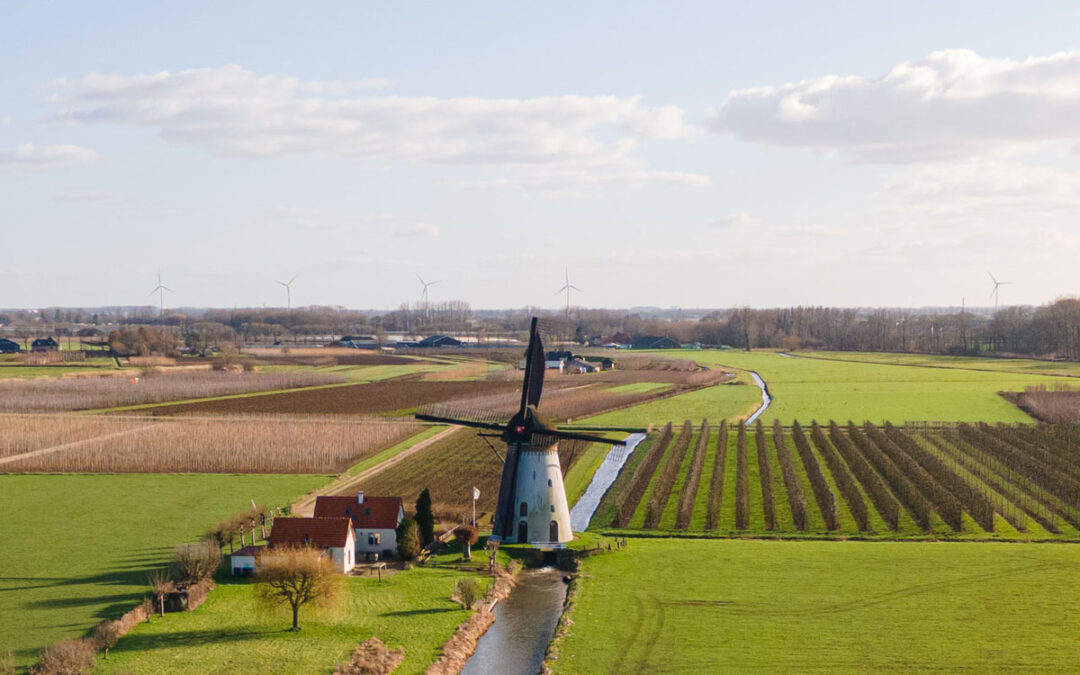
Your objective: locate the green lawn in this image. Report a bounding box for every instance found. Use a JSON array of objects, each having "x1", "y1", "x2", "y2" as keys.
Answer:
[
  {"x1": 579, "y1": 383, "x2": 761, "y2": 427},
  {"x1": 0, "y1": 474, "x2": 329, "y2": 670},
  {"x1": 796, "y1": 350, "x2": 1080, "y2": 378},
  {"x1": 95, "y1": 568, "x2": 473, "y2": 675},
  {"x1": 631, "y1": 350, "x2": 1069, "y2": 423},
  {"x1": 606, "y1": 382, "x2": 672, "y2": 394},
  {"x1": 564, "y1": 442, "x2": 613, "y2": 508},
  {"x1": 552, "y1": 538, "x2": 1080, "y2": 673}
]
